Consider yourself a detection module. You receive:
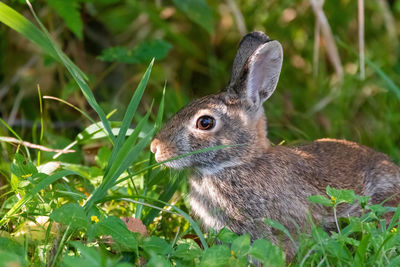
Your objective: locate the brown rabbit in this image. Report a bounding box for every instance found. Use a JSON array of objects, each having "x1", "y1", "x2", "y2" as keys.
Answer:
[{"x1": 150, "y1": 32, "x2": 400, "y2": 258}]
